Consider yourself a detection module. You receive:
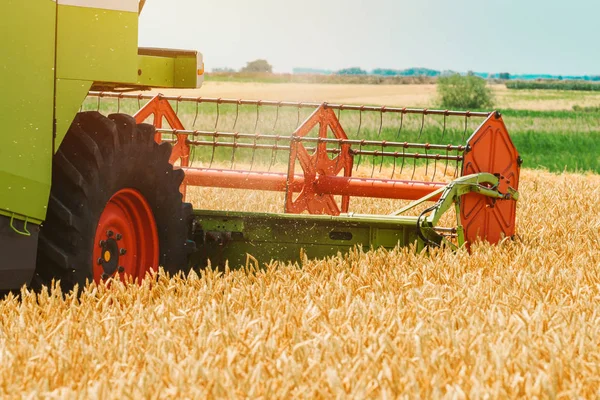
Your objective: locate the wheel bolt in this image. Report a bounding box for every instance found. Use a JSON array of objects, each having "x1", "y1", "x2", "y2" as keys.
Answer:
[
  {"x1": 120, "y1": 248, "x2": 127, "y2": 255},
  {"x1": 101, "y1": 273, "x2": 110, "y2": 280},
  {"x1": 97, "y1": 258, "x2": 103, "y2": 265},
  {"x1": 118, "y1": 266, "x2": 125, "y2": 273},
  {"x1": 107, "y1": 230, "x2": 114, "y2": 238},
  {"x1": 99, "y1": 240, "x2": 106, "y2": 247},
  {"x1": 116, "y1": 233, "x2": 122, "y2": 241}
]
